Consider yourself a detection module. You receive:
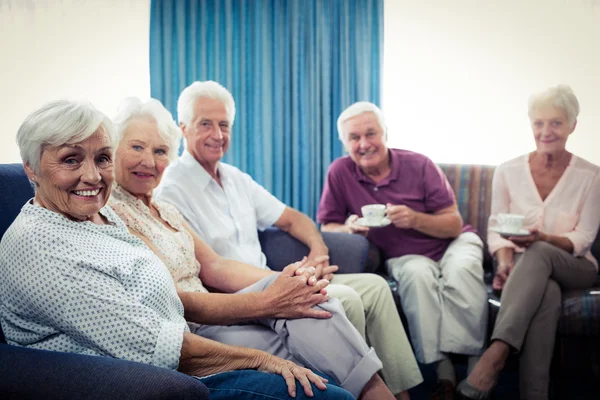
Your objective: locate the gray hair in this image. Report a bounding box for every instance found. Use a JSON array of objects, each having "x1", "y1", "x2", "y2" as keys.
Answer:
[
  {"x1": 113, "y1": 98, "x2": 182, "y2": 162},
  {"x1": 337, "y1": 101, "x2": 388, "y2": 144},
  {"x1": 16, "y1": 100, "x2": 115, "y2": 174},
  {"x1": 177, "y1": 81, "x2": 236, "y2": 126},
  {"x1": 528, "y1": 84, "x2": 580, "y2": 128}
]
